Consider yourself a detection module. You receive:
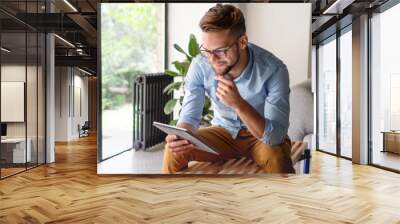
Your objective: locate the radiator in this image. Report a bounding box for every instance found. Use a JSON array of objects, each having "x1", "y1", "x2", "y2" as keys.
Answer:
[{"x1": 132, "y1": 73, "x2": 173, "y2": 150}]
